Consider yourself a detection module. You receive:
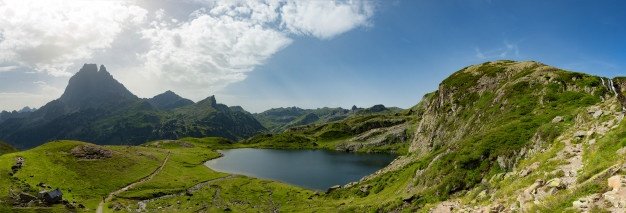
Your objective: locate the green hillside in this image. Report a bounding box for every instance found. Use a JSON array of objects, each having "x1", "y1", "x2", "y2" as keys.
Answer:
[
  {"x1": 1, "y1": 61, "x2": 625, "y2": 212},
  {"x1": 0, "y1": 141, "x2": 16, "y2": 155}
]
